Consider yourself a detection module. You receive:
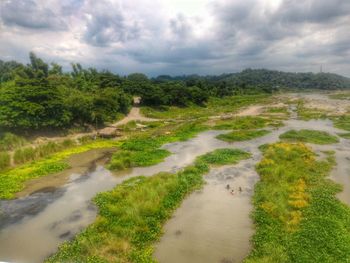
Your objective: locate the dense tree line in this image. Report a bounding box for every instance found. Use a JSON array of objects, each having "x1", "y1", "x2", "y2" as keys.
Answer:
[
  {"x1": 0, "y1": 53, "x2": 132, "y2": 130},
  {"x1": 1, "y1": 53, "x2": 349, "y2": 131},
  {"x1": 157, "y1": 69, "x2": 350, "y2": 92}
]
